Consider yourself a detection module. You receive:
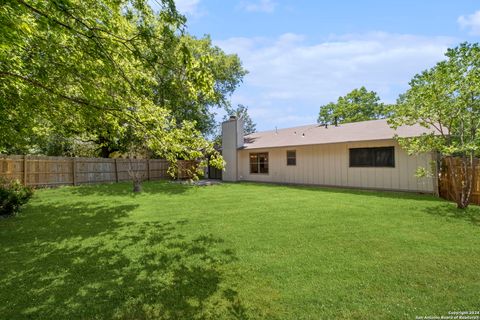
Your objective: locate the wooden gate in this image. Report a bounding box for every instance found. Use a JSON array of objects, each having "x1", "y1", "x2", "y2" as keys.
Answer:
[{"x1": 208, "y1": 161, "x2": 222, "y2": 180}]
